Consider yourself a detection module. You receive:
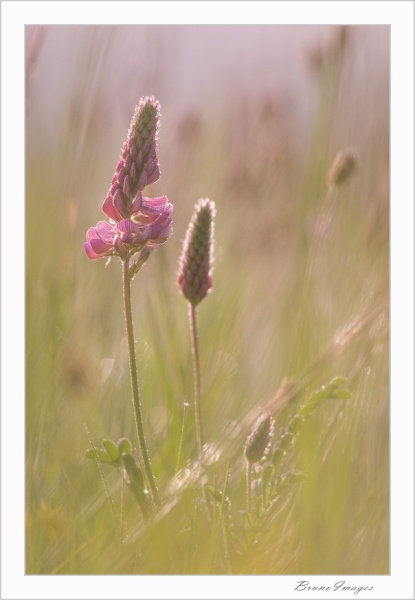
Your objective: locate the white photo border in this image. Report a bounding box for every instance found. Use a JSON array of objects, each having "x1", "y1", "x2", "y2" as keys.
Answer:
[{"x1": 1, "y1": 1, "x2": 413, "y2": 599}]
